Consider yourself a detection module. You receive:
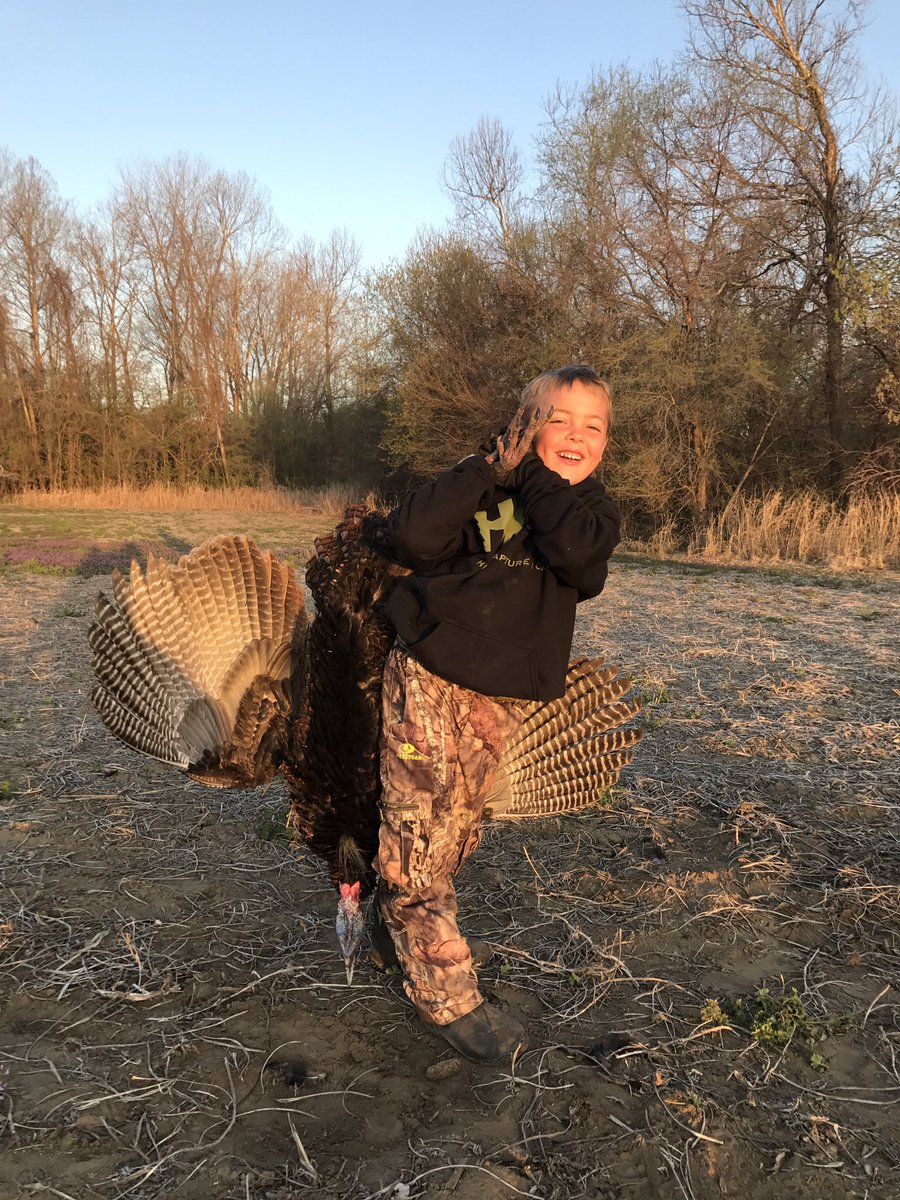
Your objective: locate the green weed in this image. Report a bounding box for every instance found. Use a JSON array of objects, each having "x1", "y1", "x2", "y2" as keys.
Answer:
[
  {"x1": 639, "y1": 712, "x2": 666, "y2": 731},
  {"x1": 702, "y1": 985, "x2": 855, "y2": 1070},
  {"x1": 636, "y1": 683, "x2": 672, "y2": 731},
  {"x1": 254, "y1": 810, "x2": 294, "y2": 845},
  {"x1": 676, "y1": 564, "x2": 719, "y2": 578},
  {"x1": 637, "y1": 681, "x2": 674, "y2": 706},
  {"x1": 11, "y1": 560, "x2": 76, "y2": 576},
  {"x1": 585, "y1": 785, "x2": 625, "y2": 812},
  {"x1": 671, "y1": 705, "x2": 702, "y2": 719}
]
